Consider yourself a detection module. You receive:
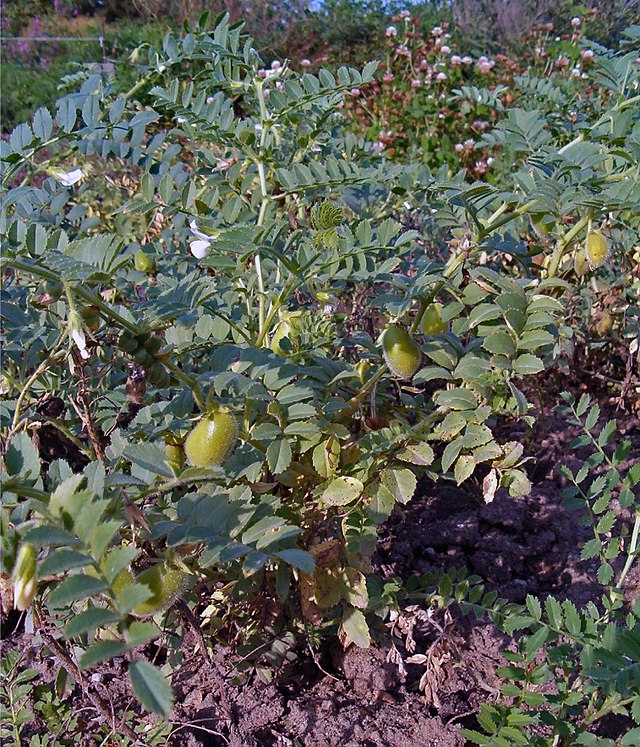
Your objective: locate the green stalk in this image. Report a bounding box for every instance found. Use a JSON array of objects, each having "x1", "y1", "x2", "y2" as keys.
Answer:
[
  {"x1": 546, "y1": 216, "x2": 589, "y2": 278},
  {"x1": 252, "y1": 79, "x2": 273, "y2": 339},
  {"x1": 615, "y1": 509, "x2": 640, "y2": 592},
  {"x1": 162, "y1": 360, "x2": 206, "y2": 412},
  {"x1": 411, "y1": 281, "x2": 446, "y2": 332},
  {"x1": 255, "y1": 275, "x2": 299, "y2": 348},
  {"x1": 2, "y1": 484, "x2": 50, "y2": 502},
  {"x1": 7, "y1": 336, "x2": 68, "y2": 444},
  {"x1": 5, "y1": 259, "x2": 141, "y2": 335},
  {"x1": 43, "y1": 419, "x2": 94, "y2": 459},
  {"x1": 346, "y1": 364, "x2": 389, "y2": 412},
  {"x1": 477, "y1": 198, "x2": 540, "y2": 240},
  {"x1": 343, "y1": 280, "x2": 447, "y2": 416}
]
